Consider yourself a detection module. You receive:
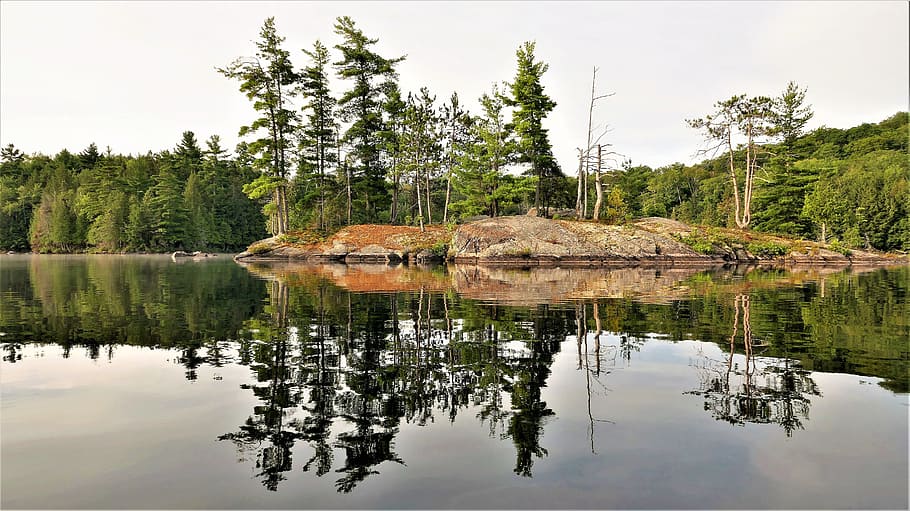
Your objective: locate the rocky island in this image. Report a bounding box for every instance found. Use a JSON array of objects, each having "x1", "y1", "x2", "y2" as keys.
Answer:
[{"x1": 234, "y1": 216, "x2": 906, "y2": 267}]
